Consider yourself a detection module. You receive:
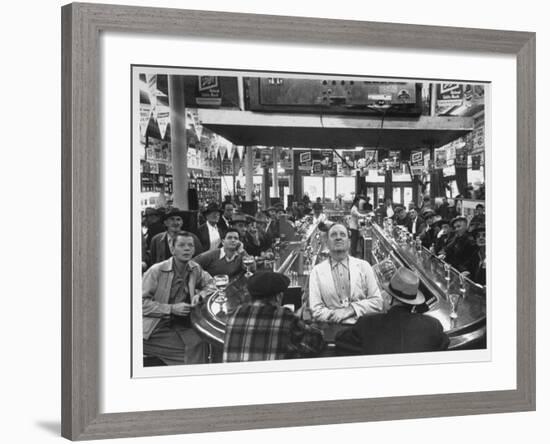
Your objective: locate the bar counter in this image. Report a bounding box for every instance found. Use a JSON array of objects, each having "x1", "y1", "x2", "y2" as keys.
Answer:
[
  {"x1": 191, "y1": 218, "x2": 487, "y2": 357},
  {"x1": 367, "y1": 222, "x2": 486, "y2": 350}
]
